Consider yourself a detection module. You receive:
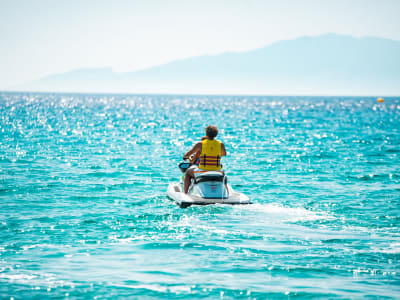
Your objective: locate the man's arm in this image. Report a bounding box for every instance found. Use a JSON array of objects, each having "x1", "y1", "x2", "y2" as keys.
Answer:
[
  {"x1": 183, "y1": 142, "x2": 202, "y2": 160},
  {"x1": 221, "y1": 143, "x2": 227, "y2": 156}
]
